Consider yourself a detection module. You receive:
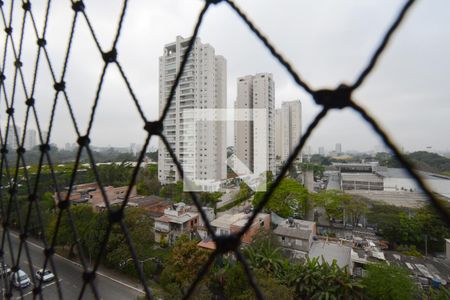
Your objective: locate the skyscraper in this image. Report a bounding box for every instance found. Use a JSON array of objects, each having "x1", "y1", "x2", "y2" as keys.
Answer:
[
  {"x1": 5, "y1": 125, "x2": 21, "y2": 150},
  {"x1": 275, "y1": 100, "x2": 302, "y2": 162},
  {"x1": 319, "y1": 146, "x2": 325, "y2": 156},
  {"x1": 234, "y1": 73, "x2": 275, "y2": 175},
  {"x1": 335, "y1": 143, "x2": 342, "y2": 154},
  {"x1": 25, "y1": 129, "x2": 37, "y2": 150},
  {"x1": 158, "y1": 36, "x2": 227, "y2": 185}
]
